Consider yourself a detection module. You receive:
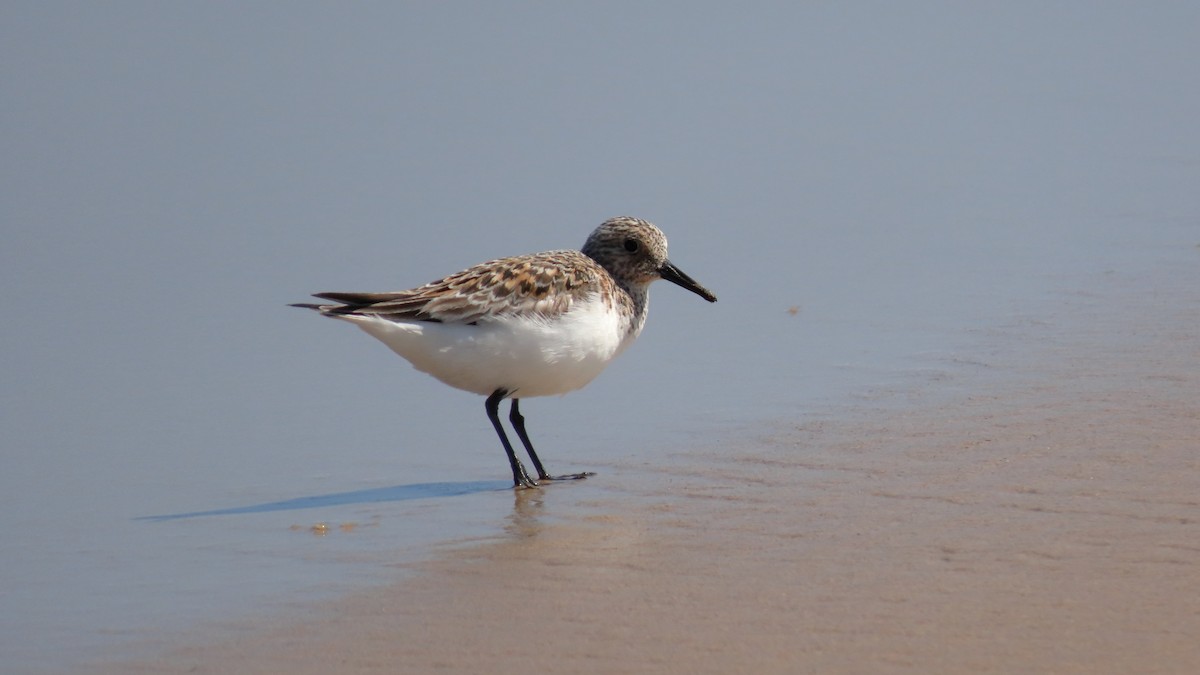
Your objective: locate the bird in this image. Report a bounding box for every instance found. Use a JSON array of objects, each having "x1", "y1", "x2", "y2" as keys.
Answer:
[{"x1": 292, "y1": 216, "x2": 717, "y2": 488}]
